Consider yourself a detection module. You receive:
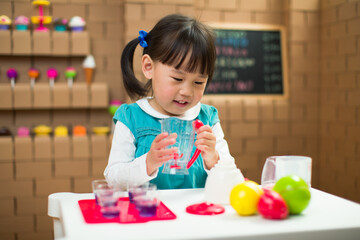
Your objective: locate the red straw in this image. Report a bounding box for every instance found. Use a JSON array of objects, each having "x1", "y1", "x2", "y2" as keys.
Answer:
[{"x1": 186, "y1": 120, "x2": 204, "y2": 169}]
